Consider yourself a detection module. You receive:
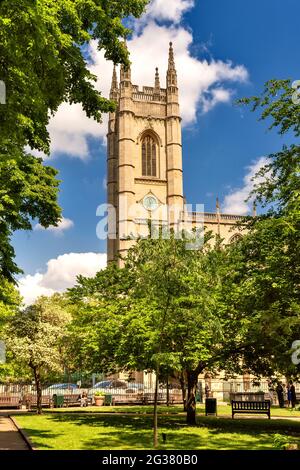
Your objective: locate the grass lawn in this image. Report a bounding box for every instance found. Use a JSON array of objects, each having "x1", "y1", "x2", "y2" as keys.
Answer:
[{"x1": 14, "y1": 408, "x2": 300, "y2": 450}]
